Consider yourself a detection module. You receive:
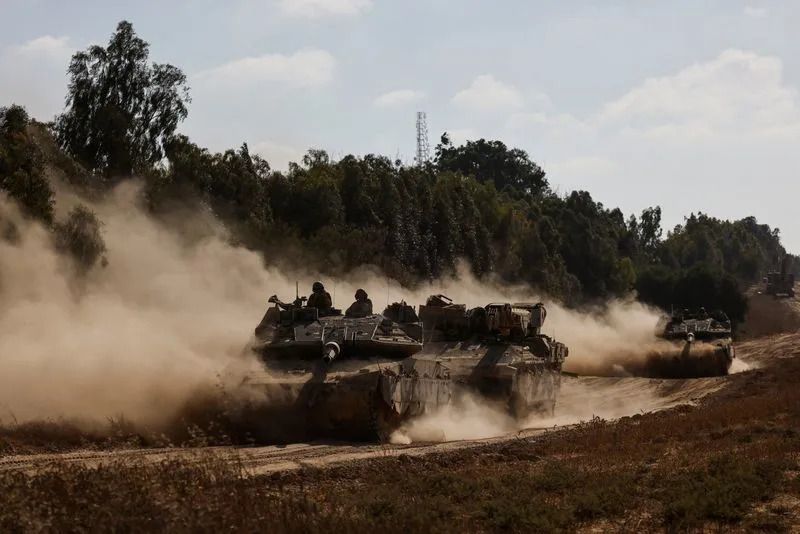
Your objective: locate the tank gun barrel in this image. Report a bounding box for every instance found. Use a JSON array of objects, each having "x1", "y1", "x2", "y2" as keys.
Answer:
[
  {"x1": 268, "y1": 293, "x2": 306, "y2": 310},
  {"x1": 322, "y1": 341, "x2": 340, "y2": 363}
]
